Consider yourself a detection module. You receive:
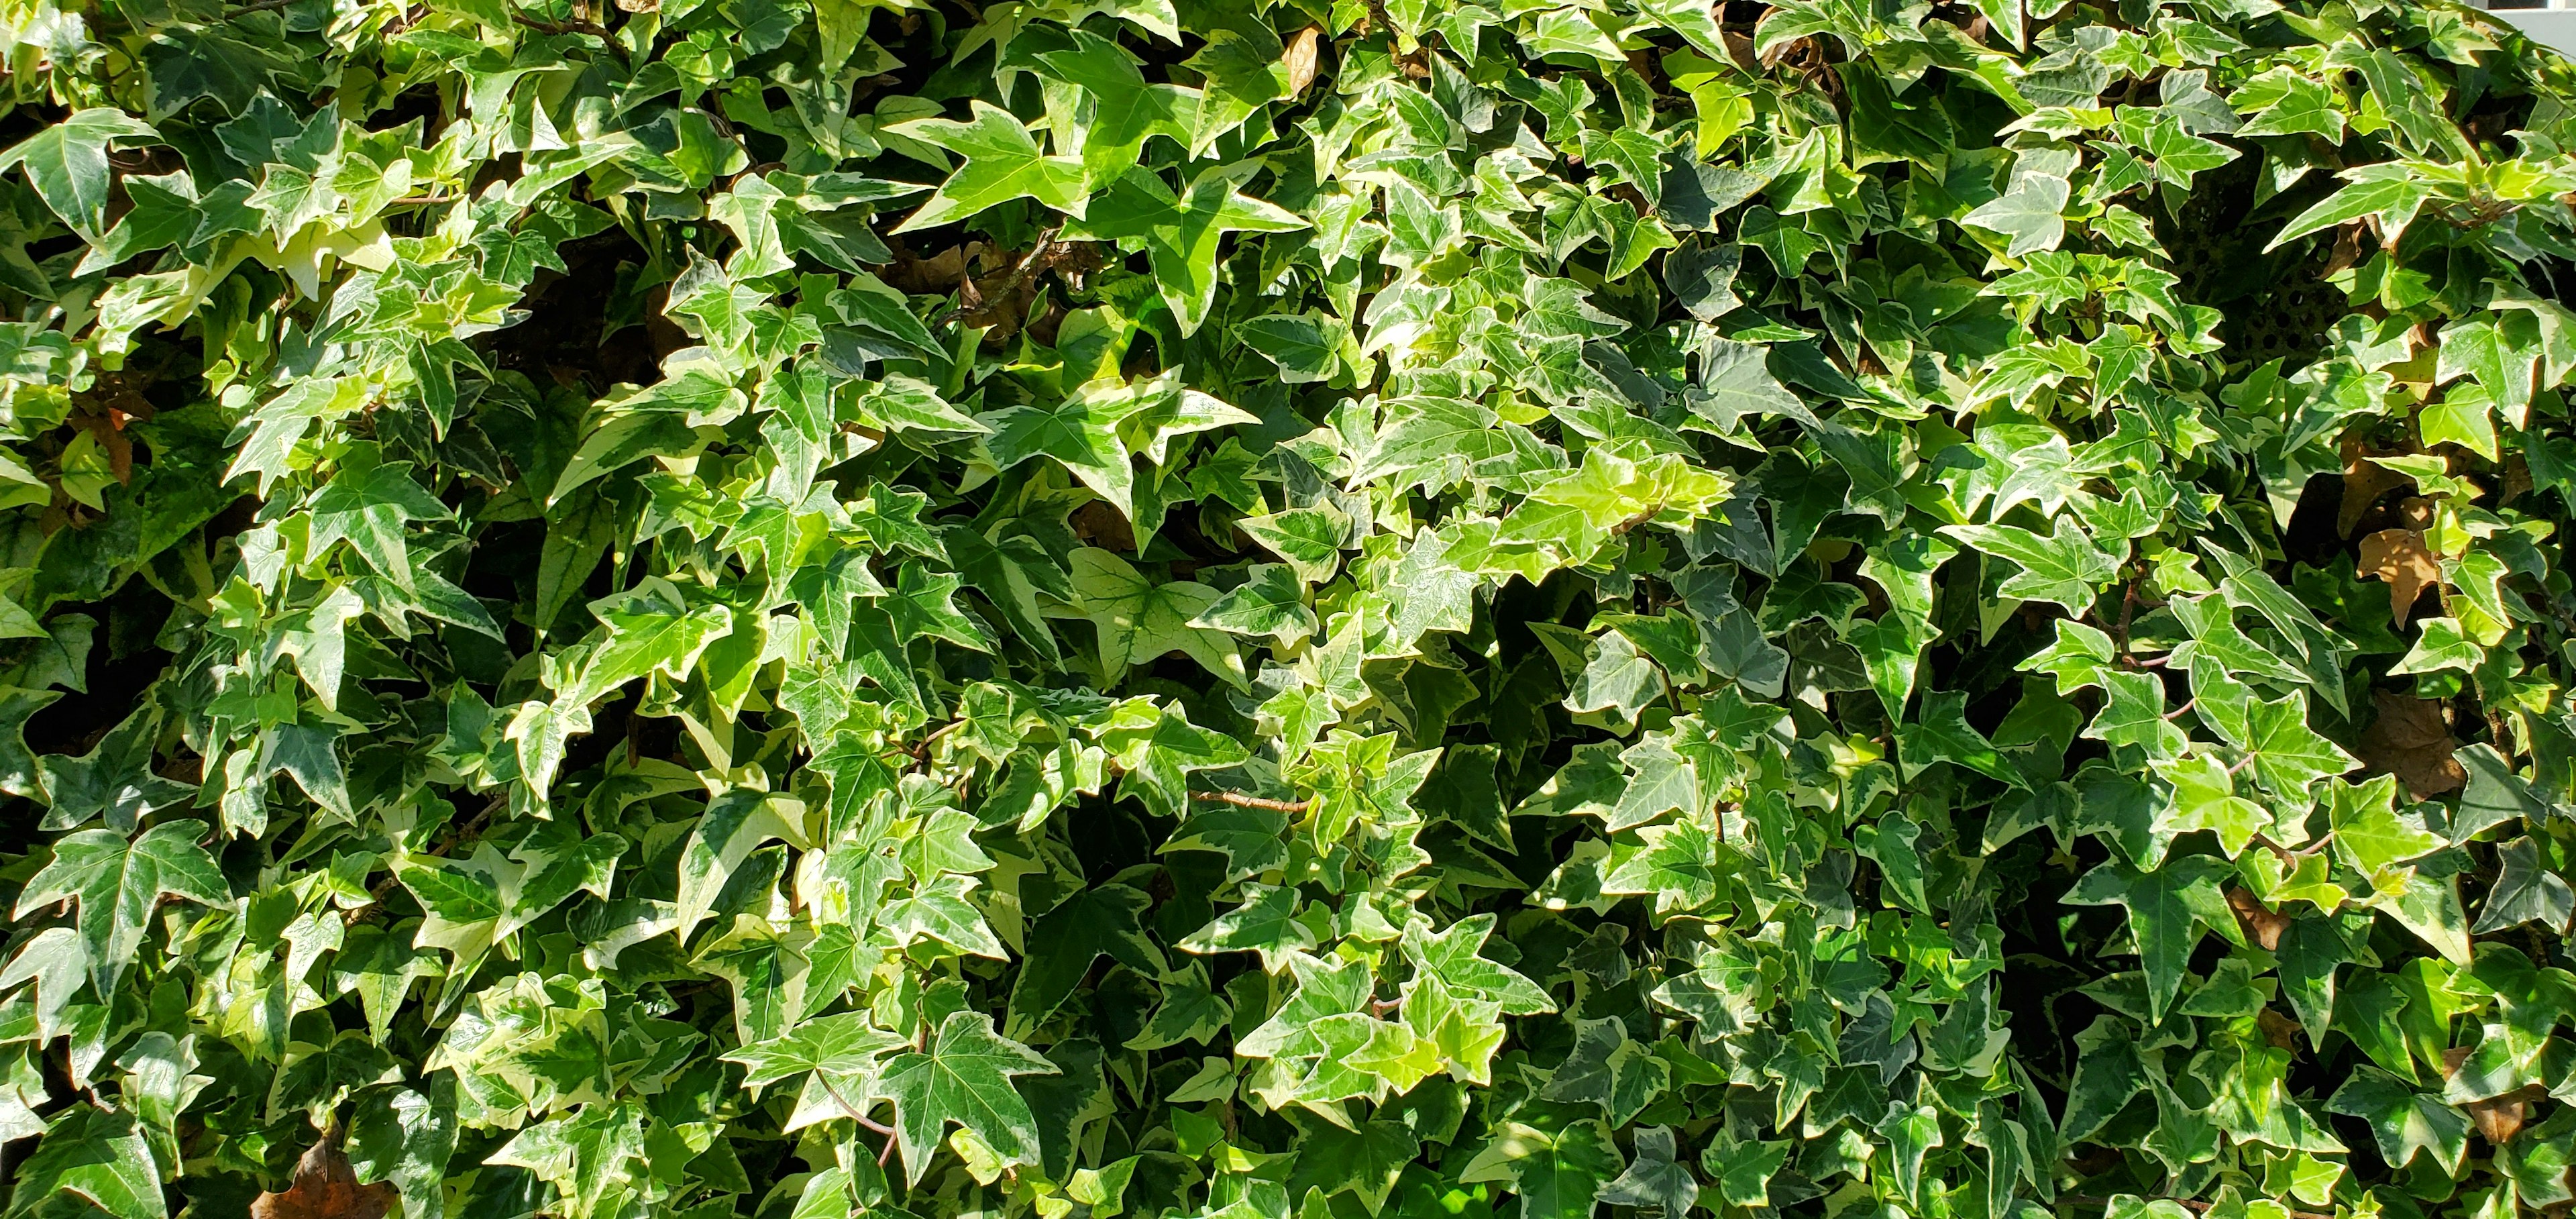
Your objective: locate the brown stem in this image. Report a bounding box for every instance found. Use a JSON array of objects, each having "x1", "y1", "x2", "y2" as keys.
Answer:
[
  {"x1": 818, "y1": 1075, "x2": 901, "y2": 1166},
  {"x1": 908, "y1": 720, "x2": 964, "y2": 759},
  {"x1": 1191, "y1": 790, "x2": 1312, "y2": 812},
  {"x1": 510, "y1": 7, "x2": 627, "y2": 53},
  {"x1": 2110, "y1": 566, "x2": 2153, "y2": 655},
  {"x1": 2249, "y1": 833, "x2": 2334, "y2": 866}
]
